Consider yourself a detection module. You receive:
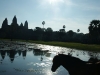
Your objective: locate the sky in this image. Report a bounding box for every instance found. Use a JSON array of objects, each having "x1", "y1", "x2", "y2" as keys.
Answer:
[{"x1": 0, "y1": 0, "x2": 100, "y2": 34}]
